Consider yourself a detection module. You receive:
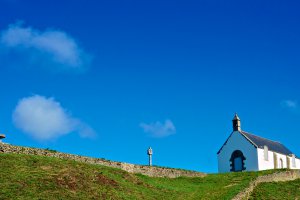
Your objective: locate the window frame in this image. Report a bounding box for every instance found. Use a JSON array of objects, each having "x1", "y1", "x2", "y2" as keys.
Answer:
[
  {"x1": 264, "y1": 145, "x2": 269, "y2": 161},
  {"x1": 292, "y1": 154, "x2": 296, "y2": 168}
]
